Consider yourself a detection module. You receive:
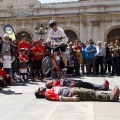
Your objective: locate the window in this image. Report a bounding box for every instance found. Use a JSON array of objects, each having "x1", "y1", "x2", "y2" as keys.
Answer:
[
  {"x1": 107, "y1": 28, "x2": 120, "y2": 38},
  {"x1": 64, "y1": 30, "x2": 78, "y2": 39},
  {"x1": 16, "y1": 31, "x2": 32, "y2": 40}
]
